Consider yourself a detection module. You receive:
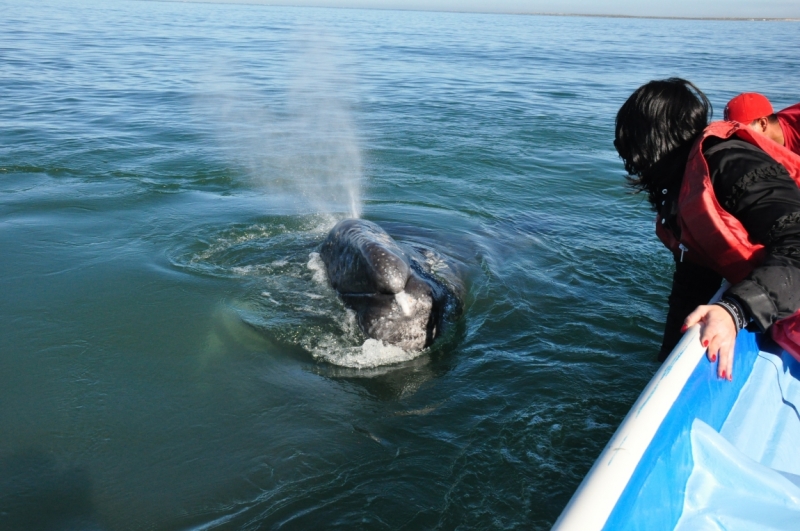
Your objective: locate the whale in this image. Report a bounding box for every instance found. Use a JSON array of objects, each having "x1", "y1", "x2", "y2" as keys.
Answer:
[{"x1": 320, "y1": 219, "x2": 458, "y2": 352}]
